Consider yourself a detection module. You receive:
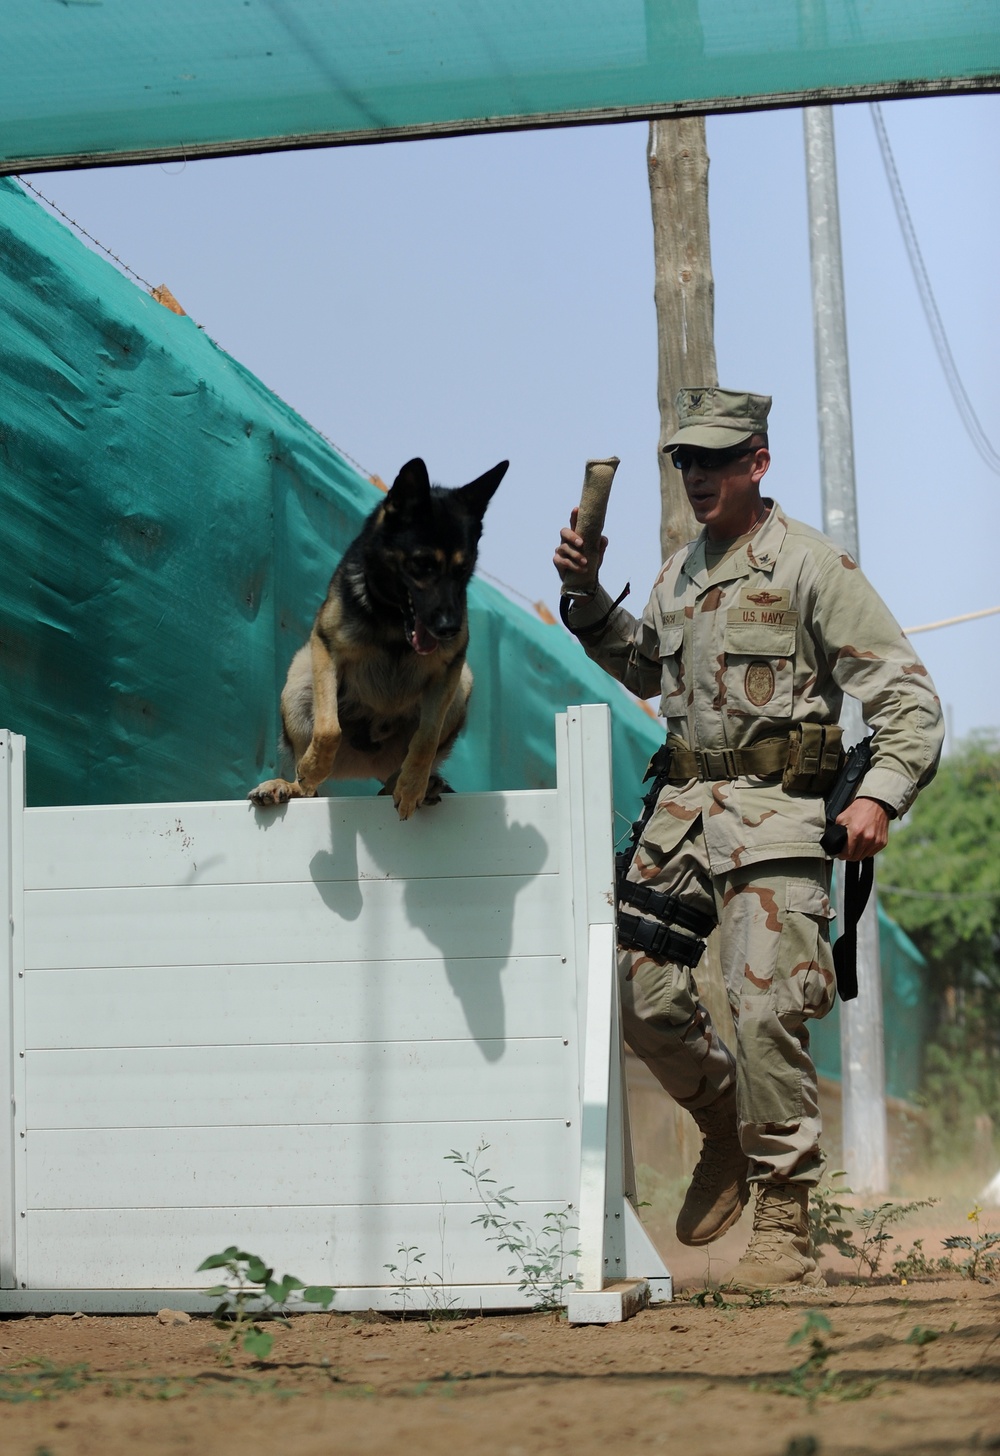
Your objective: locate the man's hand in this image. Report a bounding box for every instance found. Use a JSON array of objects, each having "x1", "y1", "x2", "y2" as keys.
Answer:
[
  {"x1": 553, "y1": 506, "x2": 608, "y2": 588},
  {"x1": 835, "y1": 796, "x2": 889, "y2": 861}
]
